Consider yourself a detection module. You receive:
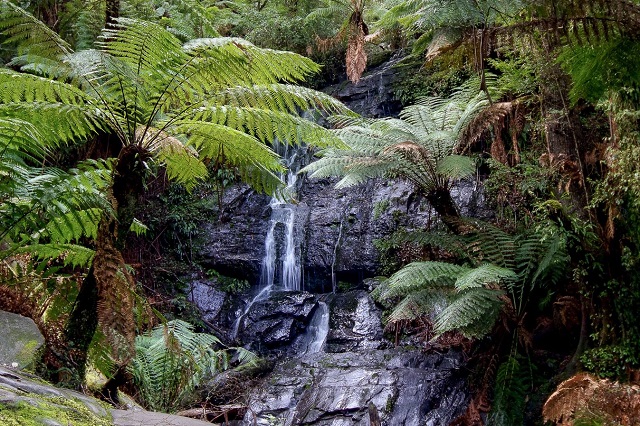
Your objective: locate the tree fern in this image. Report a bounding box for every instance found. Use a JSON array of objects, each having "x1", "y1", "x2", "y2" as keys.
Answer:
[
  {"x1": 1, "y1": 5, "x2": 355, "y2": 388},
  {"x1": 375, "y1": 221, "x2": 569, "y2": 340},
  {"x1": 130, "y1": 320, "x2": 257, "y2": 412},
  {"x1": 302, "y1": 77, "x2": 488, "y2": 200}
]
